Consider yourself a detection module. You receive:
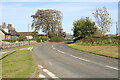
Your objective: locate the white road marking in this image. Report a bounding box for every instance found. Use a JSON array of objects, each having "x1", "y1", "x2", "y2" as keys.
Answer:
[
  {"x1": 52, "y1": 45, "x2": 54, "y2": 48},
  {"x1": 106, "y1": 66, "x2": 119, "y2": 70},
  {"x1": 52, "y1": 44, "x2": 119, "y2": 71},
  {"x1": 43, "y1": 69, "x2": 59, "y2": 79},
  {"x1": 52, "y1": 45, "x2": 56, "y2": 50},
  {"x1": 39, "y1": 74, "x2": 46, "y2": 78},
  {"x1": 57, "y1": 50, "x2": 66, "y2": 54},
  {"x1": 49, "y1": 62, "x2": 52, "y2": 66},
  {"x1": 30, "y1": 47, "x2": 33, "y2": 51},
  {"x1": 38, "y1": 65, "x2": 44, "y2": 69},
  {"x1": 28, "y1": 47, "x2": 34, "y2": 51},
  {"x1": 28, "y1": 47, "x2": 30, "y2": 50},
  {"x1": 78, "y1": 57, "x2": 90, "y2": 62}
]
